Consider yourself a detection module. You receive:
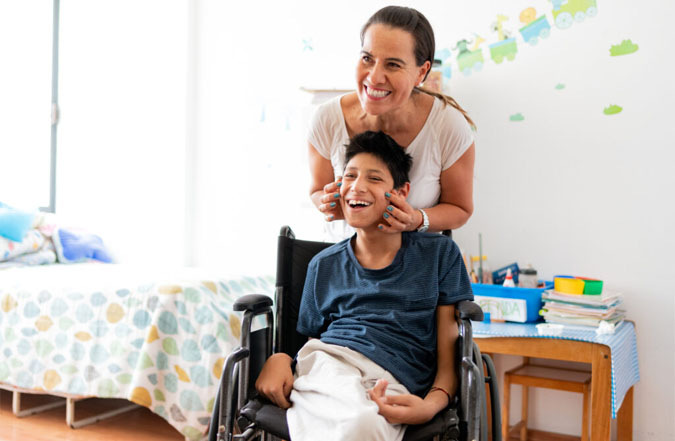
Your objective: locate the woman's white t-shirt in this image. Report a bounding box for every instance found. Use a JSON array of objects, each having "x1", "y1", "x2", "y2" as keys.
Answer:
[{"x1": 308, "y1": 94, "x2": 474, "y2": 241}]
